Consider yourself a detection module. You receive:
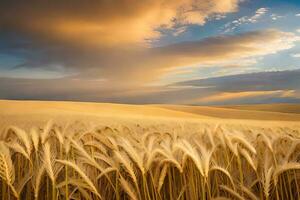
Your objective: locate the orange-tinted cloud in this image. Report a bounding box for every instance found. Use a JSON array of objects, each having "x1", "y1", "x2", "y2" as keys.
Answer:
[
  {"x1": 89, "y1": 29, "x2": 300, "y2": 85},
  {"x1": 0, "y1": 0, "x2": 240, "y2": 46}
]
